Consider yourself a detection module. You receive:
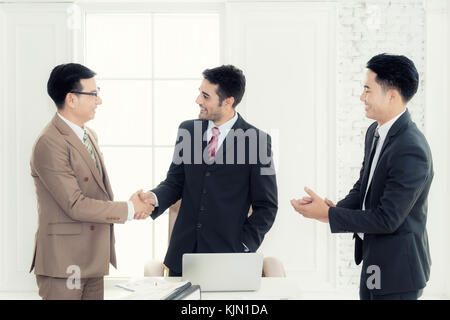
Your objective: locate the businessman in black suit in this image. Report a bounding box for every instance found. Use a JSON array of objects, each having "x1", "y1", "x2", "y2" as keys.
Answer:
[
  {"x1": 140, "y1": 65, "x2": 278, "y2": 276},
  {"x1": 291, "y1": 54, "x2": 433, "y2": 300}
]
